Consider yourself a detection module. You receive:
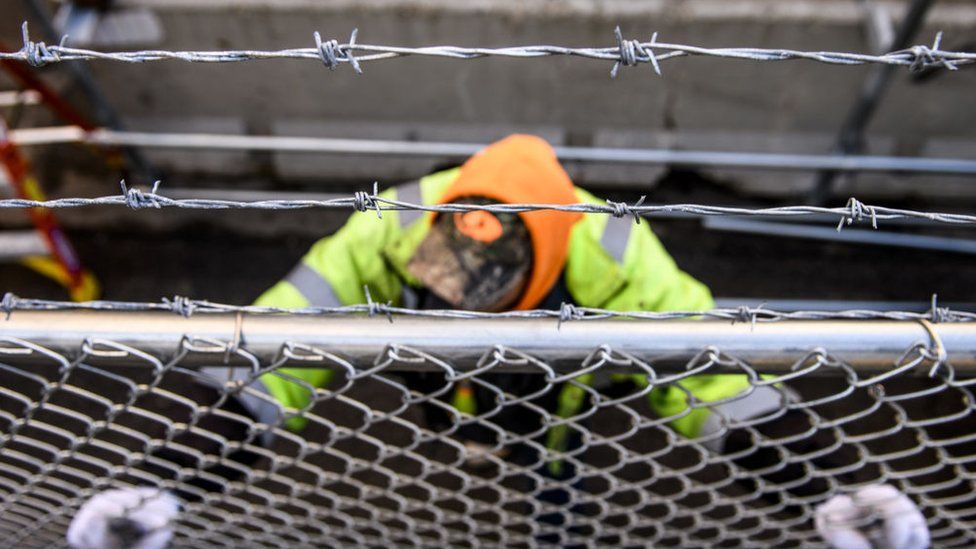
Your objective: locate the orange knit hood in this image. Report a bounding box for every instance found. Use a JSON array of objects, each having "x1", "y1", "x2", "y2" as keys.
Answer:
[{"x1": 438, "y1": 134, "x2": 582, "y2": 310}]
